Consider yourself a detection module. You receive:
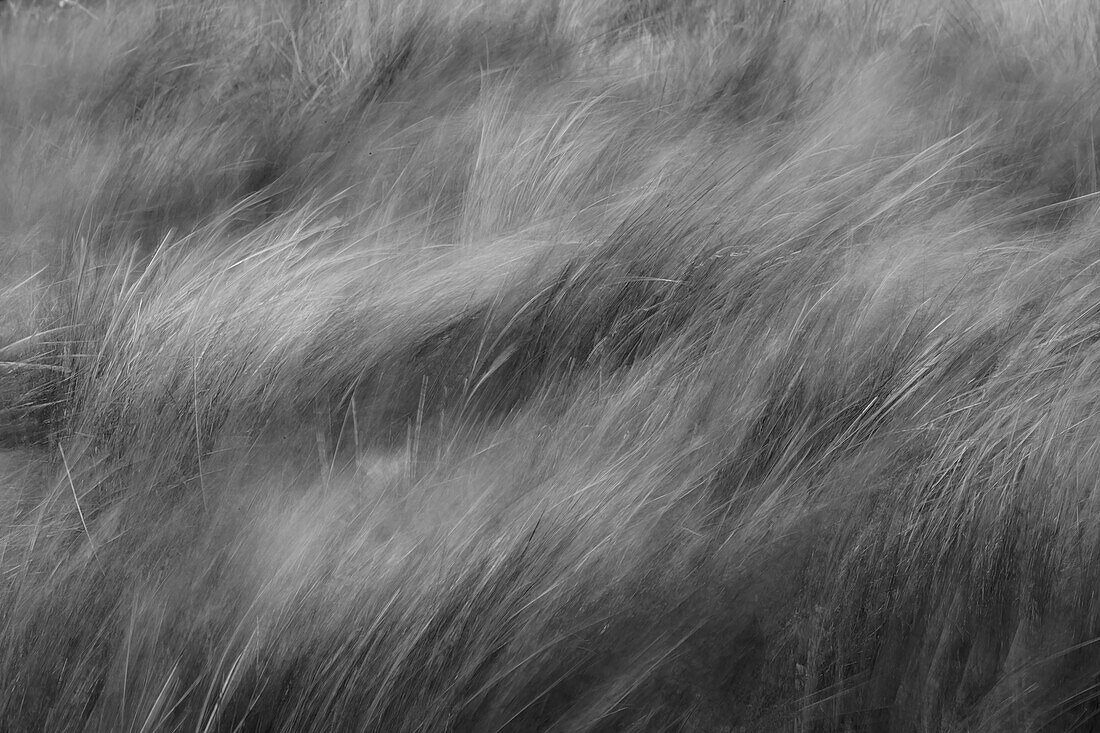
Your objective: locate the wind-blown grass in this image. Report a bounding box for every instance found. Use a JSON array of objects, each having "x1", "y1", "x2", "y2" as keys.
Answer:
[{"x1": 3, "y1": 0, "x2": 1100, "y2": 729}]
